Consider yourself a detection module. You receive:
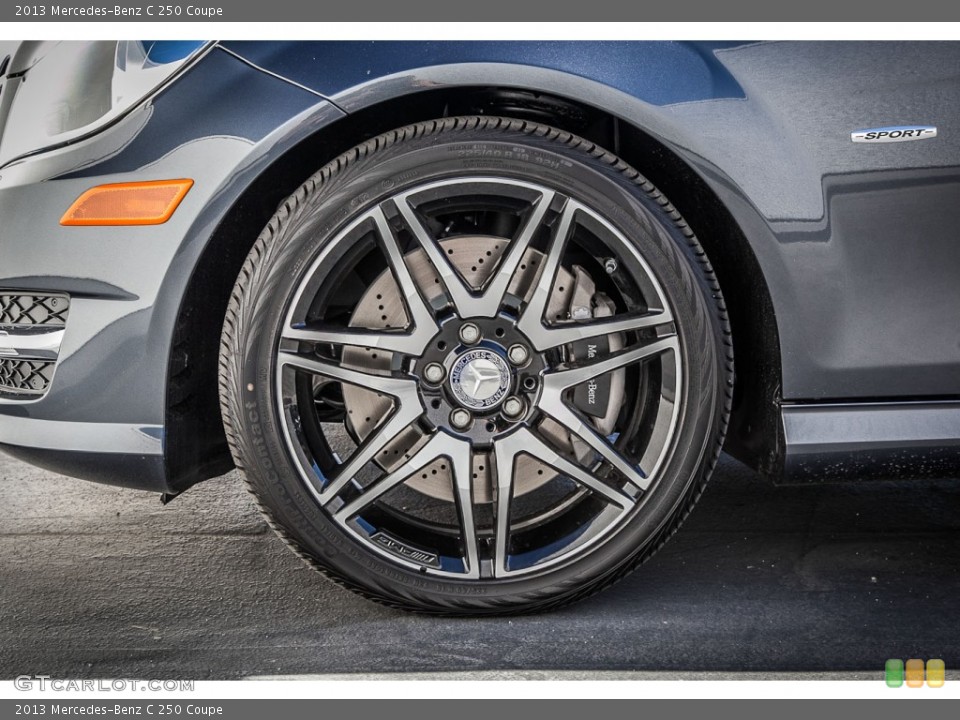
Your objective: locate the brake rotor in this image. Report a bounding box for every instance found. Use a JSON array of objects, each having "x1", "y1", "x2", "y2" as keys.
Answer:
[{"x1": 339, "y1": 235, "x2": 618, "y2": 503}]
